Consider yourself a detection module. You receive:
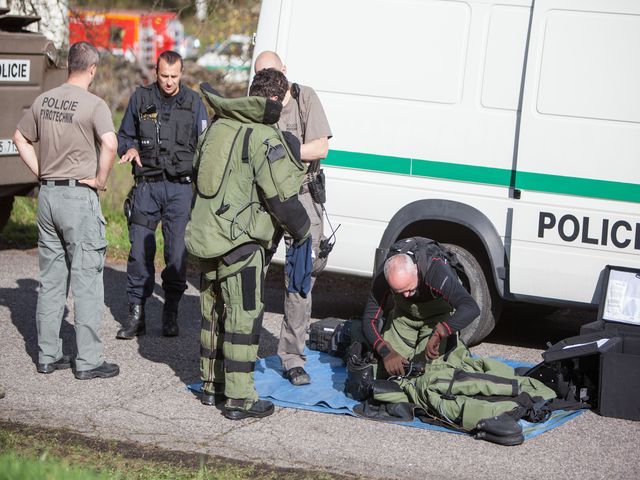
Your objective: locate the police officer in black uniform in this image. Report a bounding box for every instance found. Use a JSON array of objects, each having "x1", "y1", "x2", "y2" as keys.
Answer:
[{"x1": 116, "y1": 50, "x2": 208, "y2": 339}]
